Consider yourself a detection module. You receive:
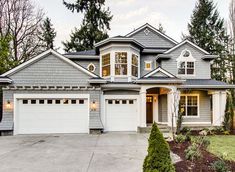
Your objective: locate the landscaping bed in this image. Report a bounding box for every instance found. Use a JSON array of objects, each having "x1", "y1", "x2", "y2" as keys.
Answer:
[{"x1": 168, "y1": 141, "x2": 235, "y2": 172}]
